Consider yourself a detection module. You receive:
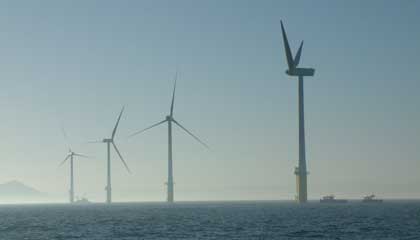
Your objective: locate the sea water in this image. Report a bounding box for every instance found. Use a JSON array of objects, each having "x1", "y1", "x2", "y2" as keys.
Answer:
[{"x1": 0, "y1": 201, "x2": 419, "y2": 239}]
